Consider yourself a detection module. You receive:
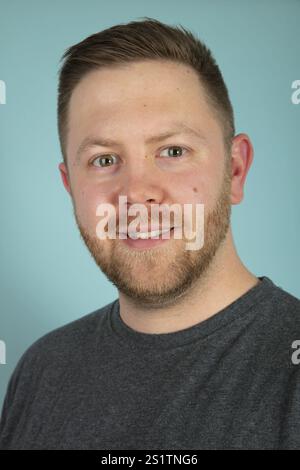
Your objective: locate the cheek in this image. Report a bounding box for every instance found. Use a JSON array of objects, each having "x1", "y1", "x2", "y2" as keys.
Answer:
[
  {"x1": 72, "y1": 186, "x2": 111, "y2": 229},
  {"x1": 175, "y1": 172, "x2": 213, "y2": 206}
]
